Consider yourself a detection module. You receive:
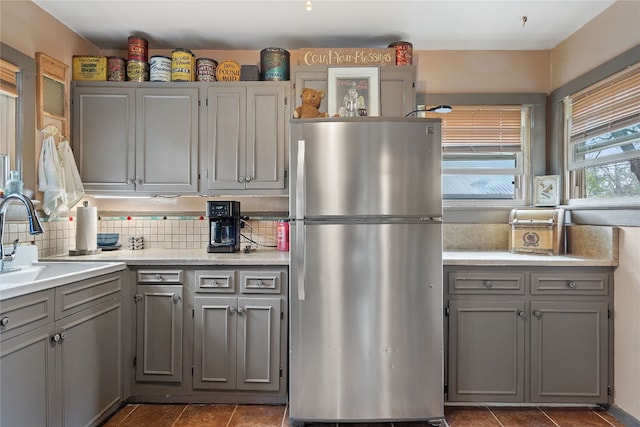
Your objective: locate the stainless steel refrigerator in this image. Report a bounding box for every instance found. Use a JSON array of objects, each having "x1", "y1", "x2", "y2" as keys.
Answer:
[{"x1": 289, "y1": 117, "x2": 444, "y2": 425}]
